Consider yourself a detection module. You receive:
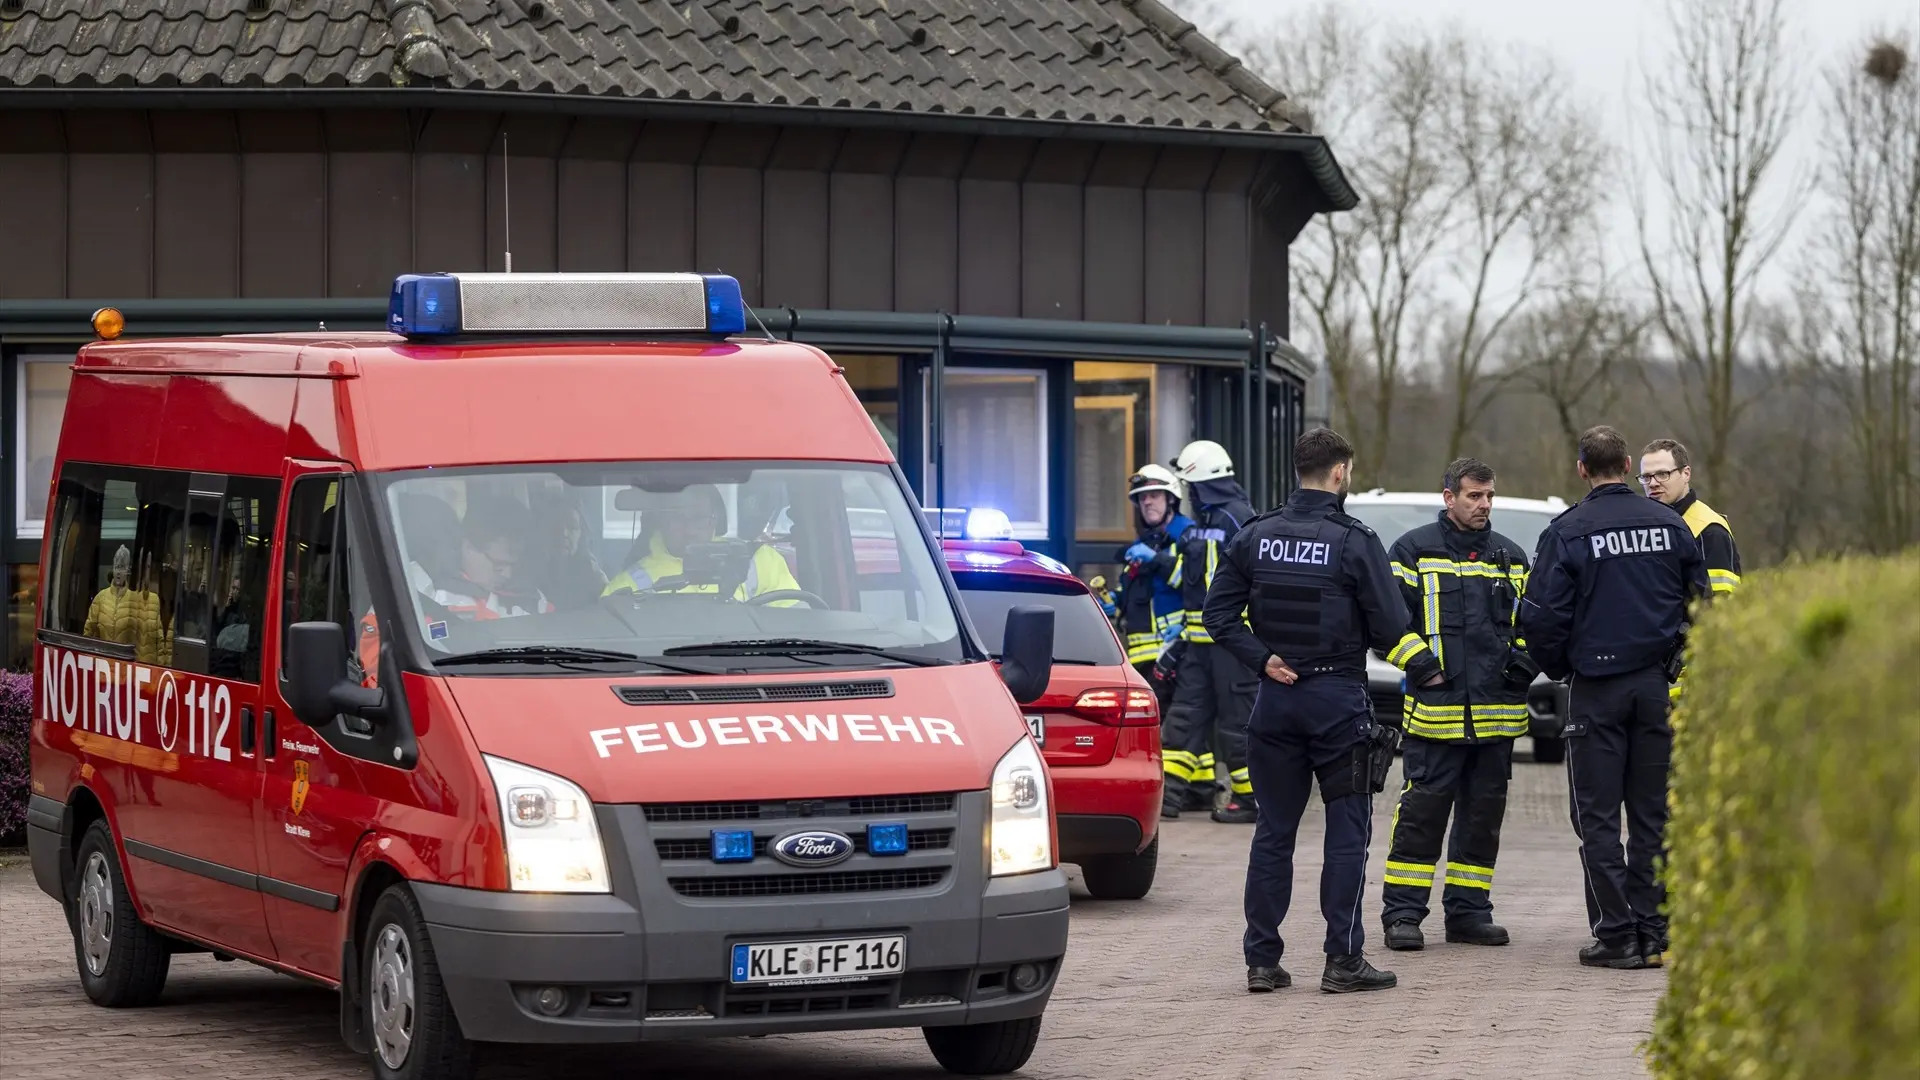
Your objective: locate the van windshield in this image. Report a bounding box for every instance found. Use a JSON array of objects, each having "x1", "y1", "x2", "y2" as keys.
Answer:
[{"x1": 373, "y1": 461, "x2": 966, "y2": 671}]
